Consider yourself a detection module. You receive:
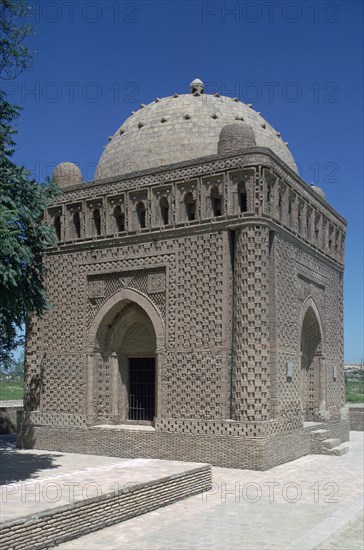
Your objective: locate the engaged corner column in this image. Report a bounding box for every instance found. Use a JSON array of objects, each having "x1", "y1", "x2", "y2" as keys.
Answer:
[
  {"x1": 155, "y1": 343, "x2": 166, "y2": 420},
  {"x1": 86, "y1": 353, "x2": 95, "y2": 425},
  {"x1": 111, "y1": 352, "x2": 119, "y2": 422},
  {"x1": 318, "y1": 353, "x2": 326, "y2": 414},
  {"x1": 231, "y1": 224, "x2": 270, "y2": 423}
]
